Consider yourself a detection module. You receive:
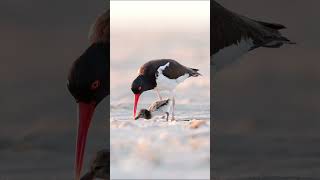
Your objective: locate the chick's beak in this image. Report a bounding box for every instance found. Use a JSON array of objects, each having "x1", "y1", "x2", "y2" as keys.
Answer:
[{"x1": 134, "y1": 114, "x2": 140, "y2": 120}]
